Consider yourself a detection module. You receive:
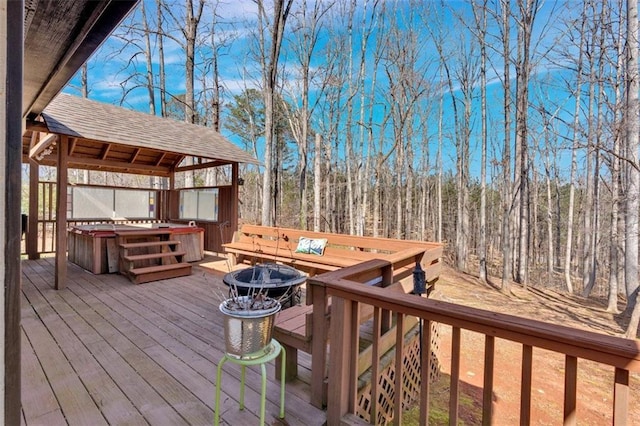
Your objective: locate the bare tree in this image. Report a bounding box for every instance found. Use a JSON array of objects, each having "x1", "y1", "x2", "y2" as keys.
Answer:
[
  {"x1": 156, "y1": 0, "x2": 167, "y2": 117},
  {"x1": 625, "y1": 0, "x2": 640, "y2": 338},
  {"x1": 563, "y1": 2, "x2": 587, "y2": 295},
  {"x1": 384, "y1": 2, "x2": 429, "y2": 239},
  {"x1": 513, "y1": 0, "x2": 540, "y2": 287},
  {"x1": 498, "y1": 0, "x2": 513, "y2": 293},
  {"x1": 606, "y1": 0, "x2": 626, "y2": 314},
  {"x1": 426, "y1": 4, "x2": 477, "y2": 272},
  {"x1": 472, "y1": 0, "x2": 488, "y2": 281},
  {"x1": 255, "y1": 0, "x2": 293, "y2": 226},
  {"x1": 283, "y1": 0, "x2": 332, "y2": 229},
  {"x1": 582, "y1": 1, "x2": 606, "y2": 297},
  {"x1": 313, "y1": 133, "x2": 322, "y2": 231}
]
